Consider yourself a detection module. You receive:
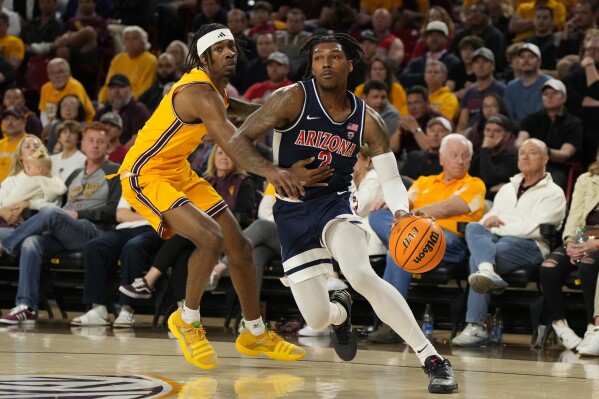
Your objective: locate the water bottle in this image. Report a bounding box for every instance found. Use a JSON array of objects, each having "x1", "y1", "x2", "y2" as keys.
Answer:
[
  {"x1": 492, "y1": 308, "x2": 504, "y2": 344},
  {"x1": 575, "y1": 226, "x2": 587, "y2": 264},
  {"x1": 422, "y1": 304, "x2": 434, "y2": 339}
]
